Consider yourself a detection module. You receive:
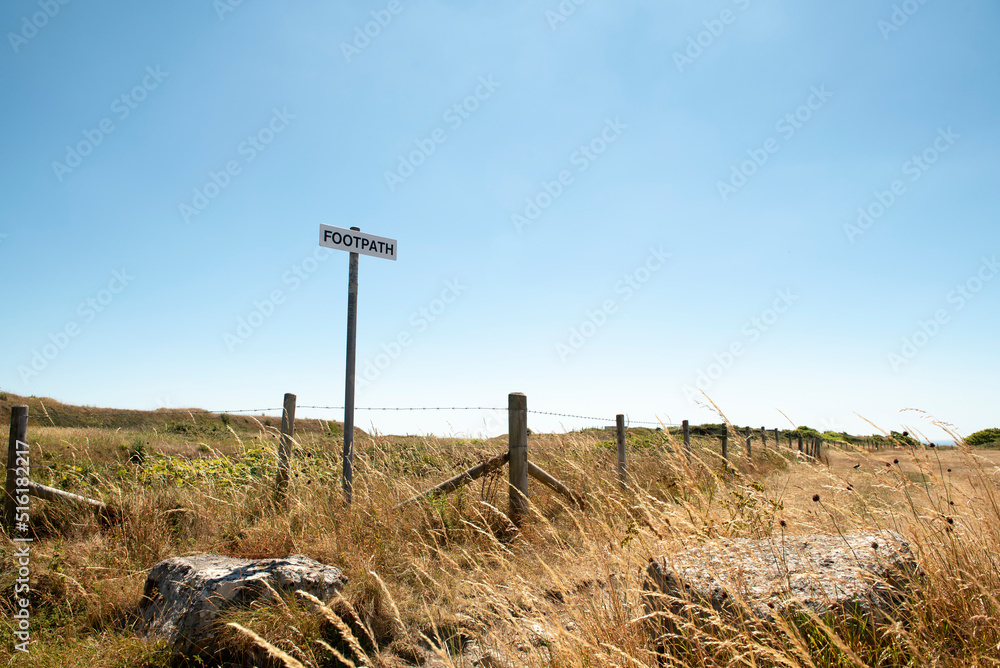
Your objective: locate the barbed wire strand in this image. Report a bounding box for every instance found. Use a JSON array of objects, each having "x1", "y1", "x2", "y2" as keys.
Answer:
[{"x1": 19, "y1": 405, "x2": 674, "y2": 427}]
